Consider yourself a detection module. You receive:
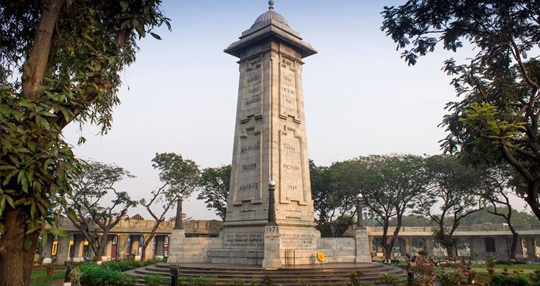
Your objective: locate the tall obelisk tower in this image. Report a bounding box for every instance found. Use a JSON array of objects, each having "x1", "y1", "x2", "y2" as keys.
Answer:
[{"x1": 221, "y1": 1, "x2": 318, "y2": 266}]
